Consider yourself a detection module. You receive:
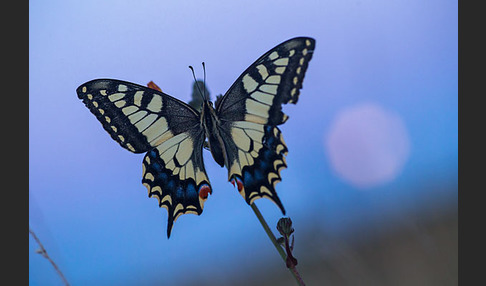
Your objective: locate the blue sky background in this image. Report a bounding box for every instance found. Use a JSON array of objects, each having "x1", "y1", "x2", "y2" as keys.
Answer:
[{"x1": 30, "y1": 0, "x2": 457, "y2": 285}]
